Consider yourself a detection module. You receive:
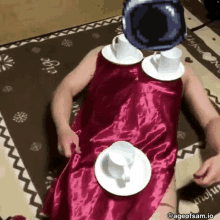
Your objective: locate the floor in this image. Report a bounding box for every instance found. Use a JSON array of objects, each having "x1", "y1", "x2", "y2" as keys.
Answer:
[
  {"x1": 0, "y1": 0, "x2": 124, "y2": 46},
  {"x1": 1, "y1": 0, "x2": 220, "y2": 219},
  {"x1": 0, "y1": 1, "x2": 123, "y2": 218}
]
